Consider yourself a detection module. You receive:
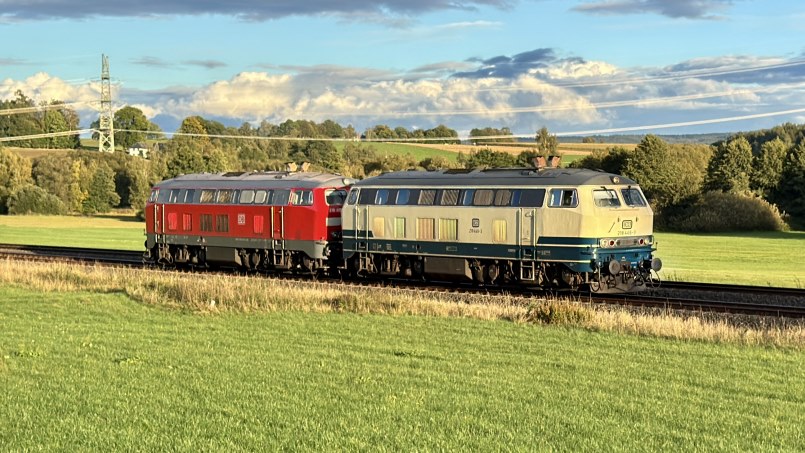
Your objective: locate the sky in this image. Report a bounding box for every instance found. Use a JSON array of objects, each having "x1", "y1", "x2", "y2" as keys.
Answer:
[{"x1": 1, "y1": 0, "x2": 805, "y2": 138}]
